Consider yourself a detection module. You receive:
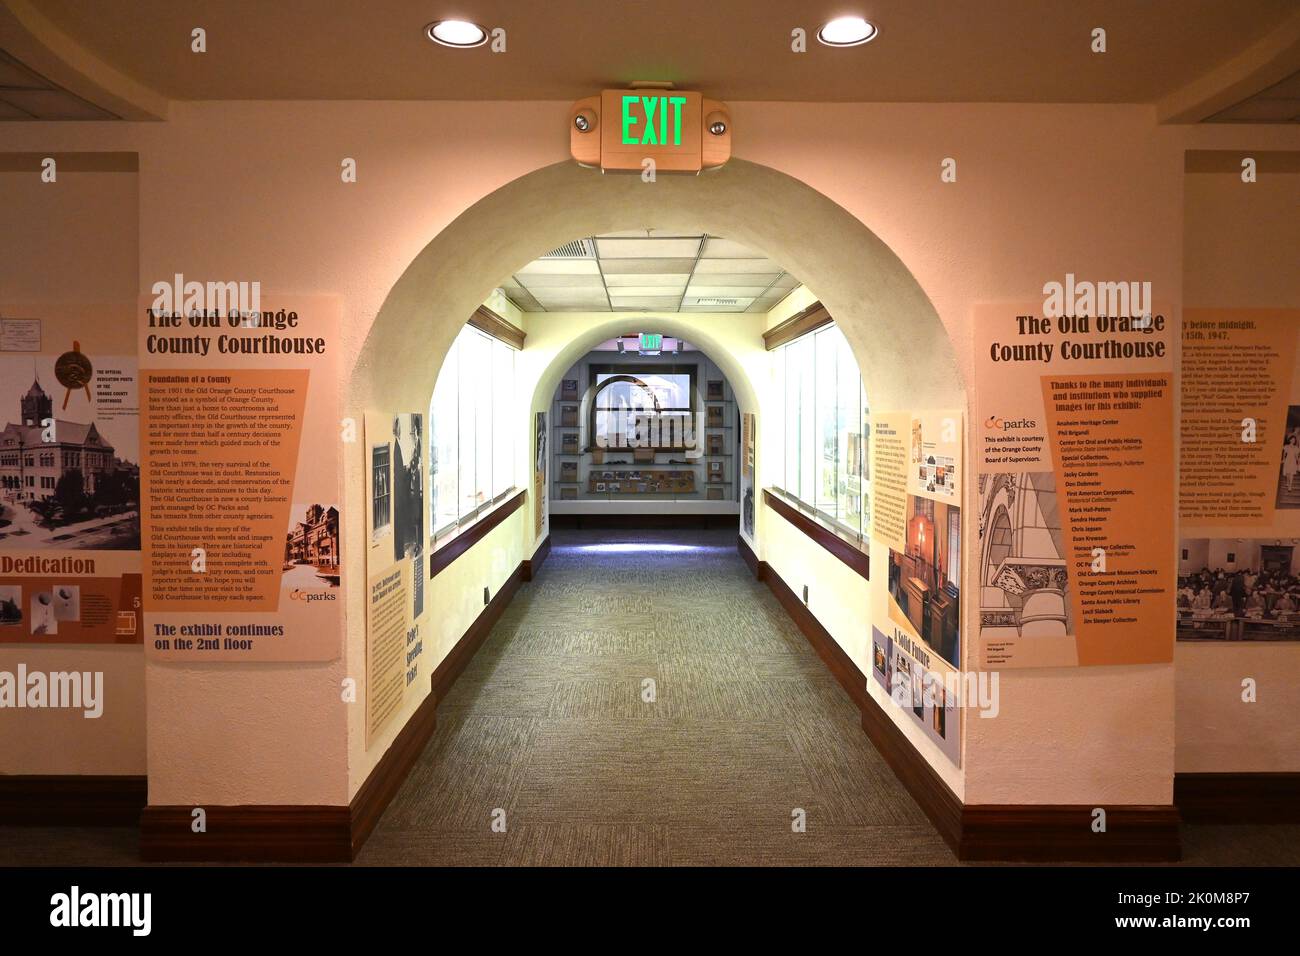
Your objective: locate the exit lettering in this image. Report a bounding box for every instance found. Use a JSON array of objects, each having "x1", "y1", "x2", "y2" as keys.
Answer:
[{"x1": 621, "y1": 94, "x2": 688, "y2": 147}]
